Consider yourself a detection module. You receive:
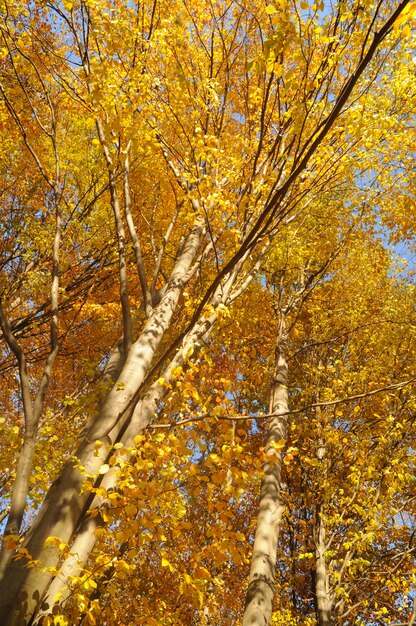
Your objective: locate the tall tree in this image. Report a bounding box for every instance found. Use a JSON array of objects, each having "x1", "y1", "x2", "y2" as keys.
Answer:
[{"x1": 0, "y1": 0, "x2": 415, "y2": 624}]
